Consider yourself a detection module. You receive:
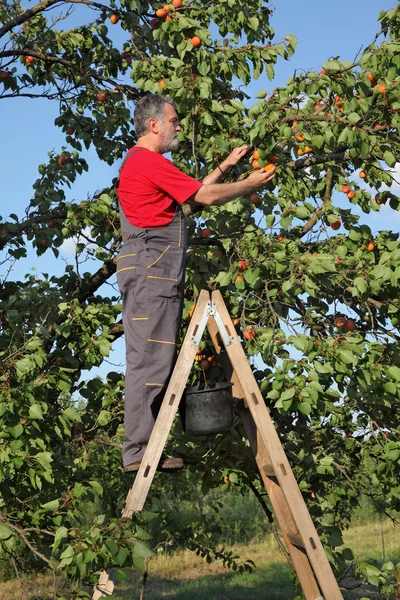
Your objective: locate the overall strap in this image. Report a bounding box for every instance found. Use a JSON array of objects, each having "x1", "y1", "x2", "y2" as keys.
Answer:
[{"x1": 115, "y1": 147, "x2": 144, "y2": 191}]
